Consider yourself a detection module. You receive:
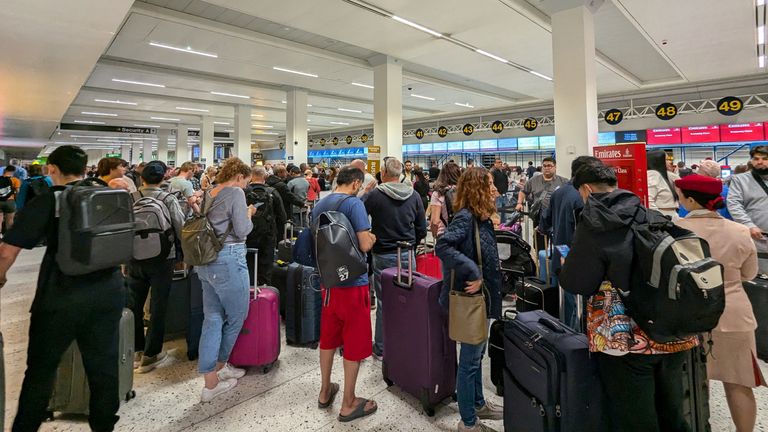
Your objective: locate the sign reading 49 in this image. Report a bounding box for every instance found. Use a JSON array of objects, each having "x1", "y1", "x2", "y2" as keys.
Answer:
[{"x1": 716, "y1": 96, "x2": 743, "y2": 116}]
